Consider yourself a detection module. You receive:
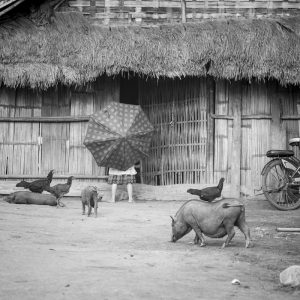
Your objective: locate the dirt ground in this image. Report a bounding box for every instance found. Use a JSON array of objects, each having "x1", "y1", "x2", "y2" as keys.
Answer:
[{"x1": 0, "y1": 196, "x2": 299, "y2": 300}]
